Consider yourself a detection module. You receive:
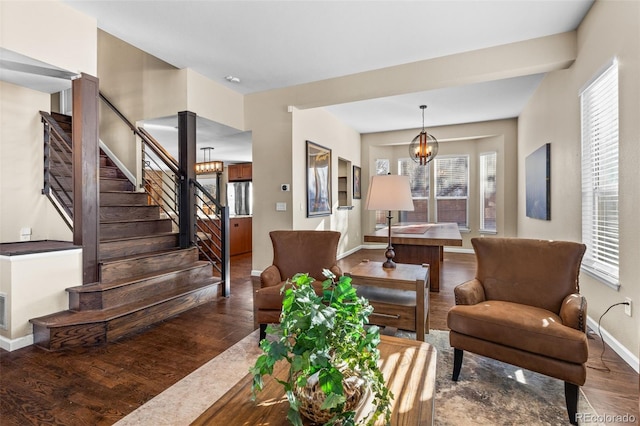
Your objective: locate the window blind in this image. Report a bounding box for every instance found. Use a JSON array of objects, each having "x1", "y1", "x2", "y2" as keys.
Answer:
[
  {"x1": 435, "y1": 156, "x2": 468, "y2": 228},
  {"x1": 398, "y1": 158, "x2": 429, "y2": 222},
  {"x1": 580, "y1": 60, "x2": 619, "y2": 288}
]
